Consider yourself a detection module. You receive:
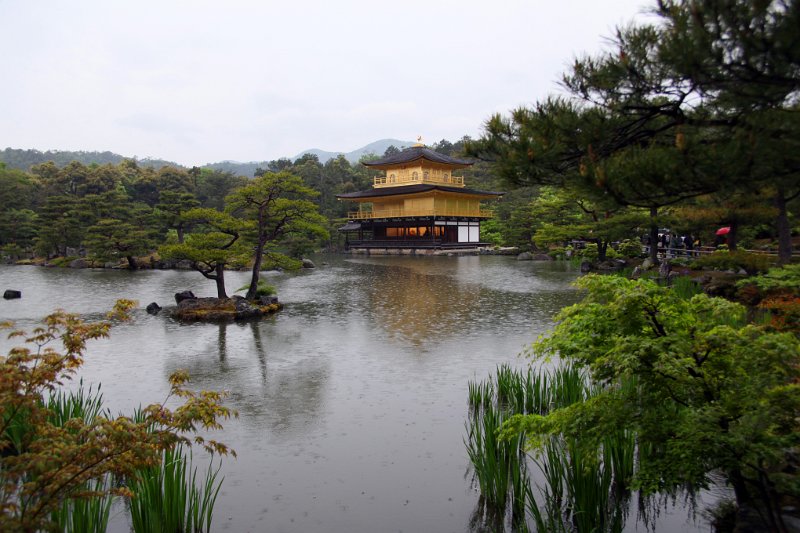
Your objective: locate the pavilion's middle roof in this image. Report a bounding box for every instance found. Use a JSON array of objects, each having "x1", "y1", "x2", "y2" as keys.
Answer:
[{"x1": 336, "y1": 183, "x2": 503, "y2": 200}]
